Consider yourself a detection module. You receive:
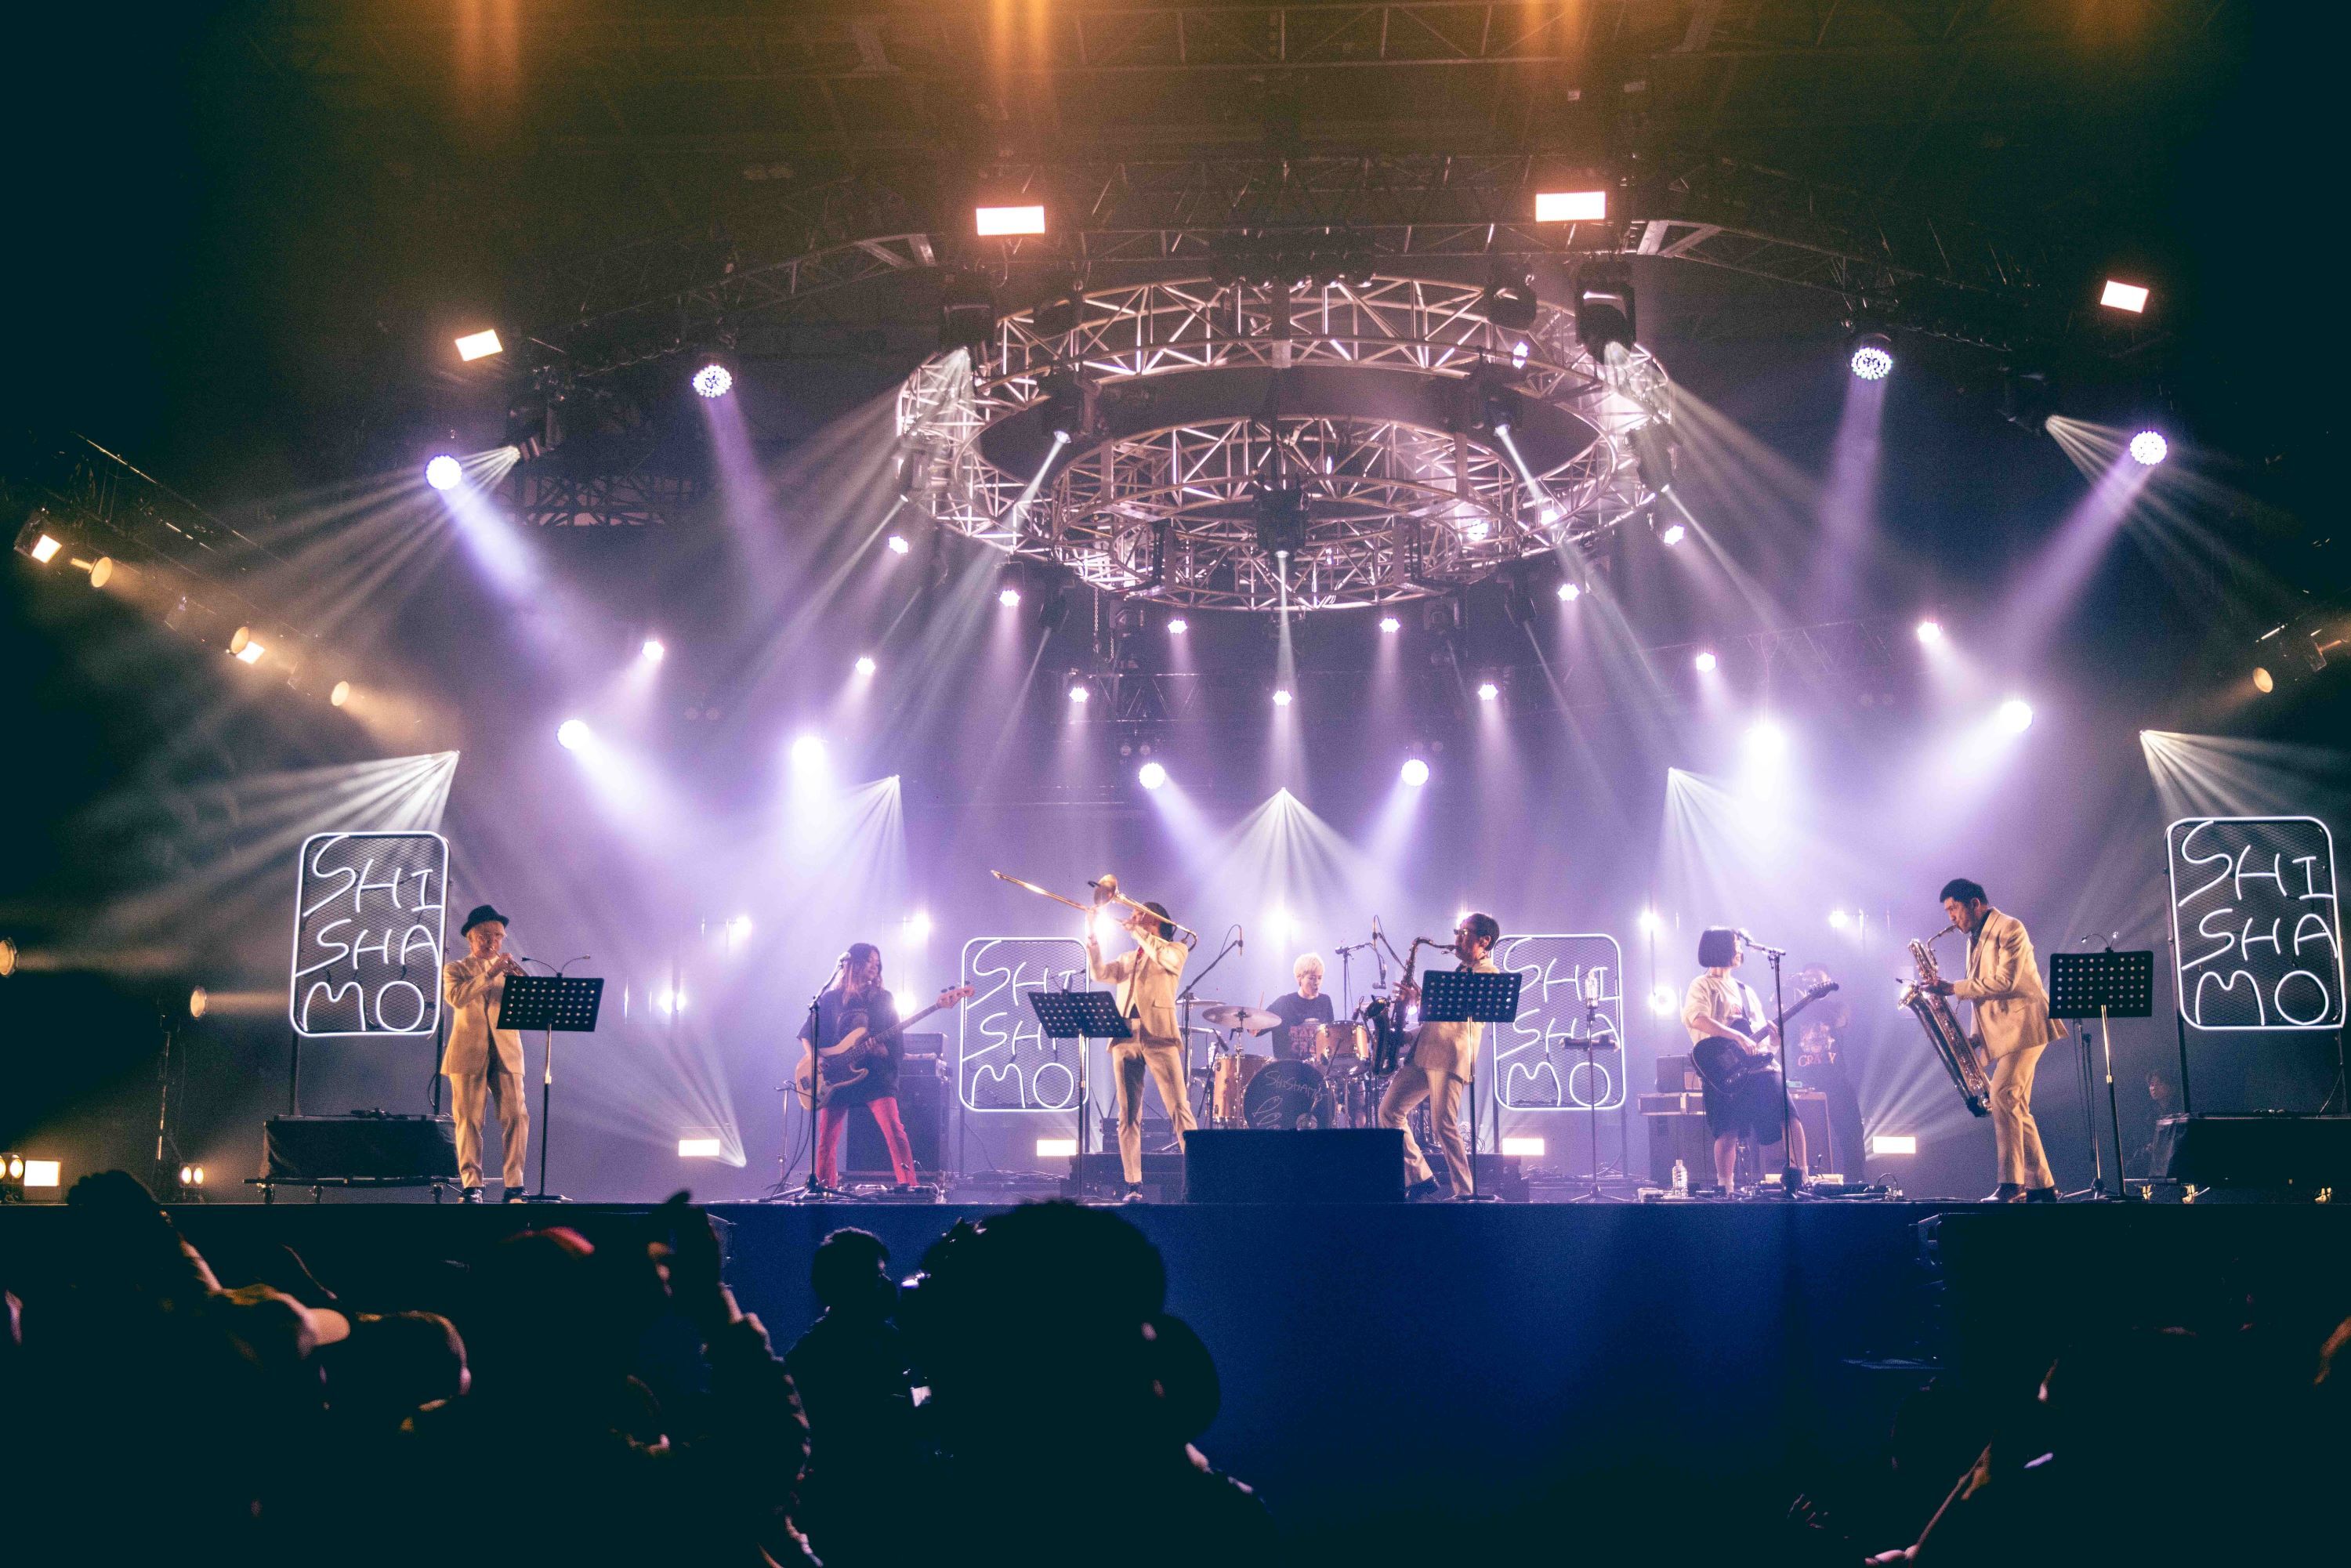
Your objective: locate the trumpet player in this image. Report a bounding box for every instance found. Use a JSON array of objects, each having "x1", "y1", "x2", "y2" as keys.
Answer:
[
  {"x1": 441, "y1": 903, "x2": 530, "y2": 1202},
  {"x1": 1922, "y1": 879, "x2": 2065, "y2": 1202}
]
